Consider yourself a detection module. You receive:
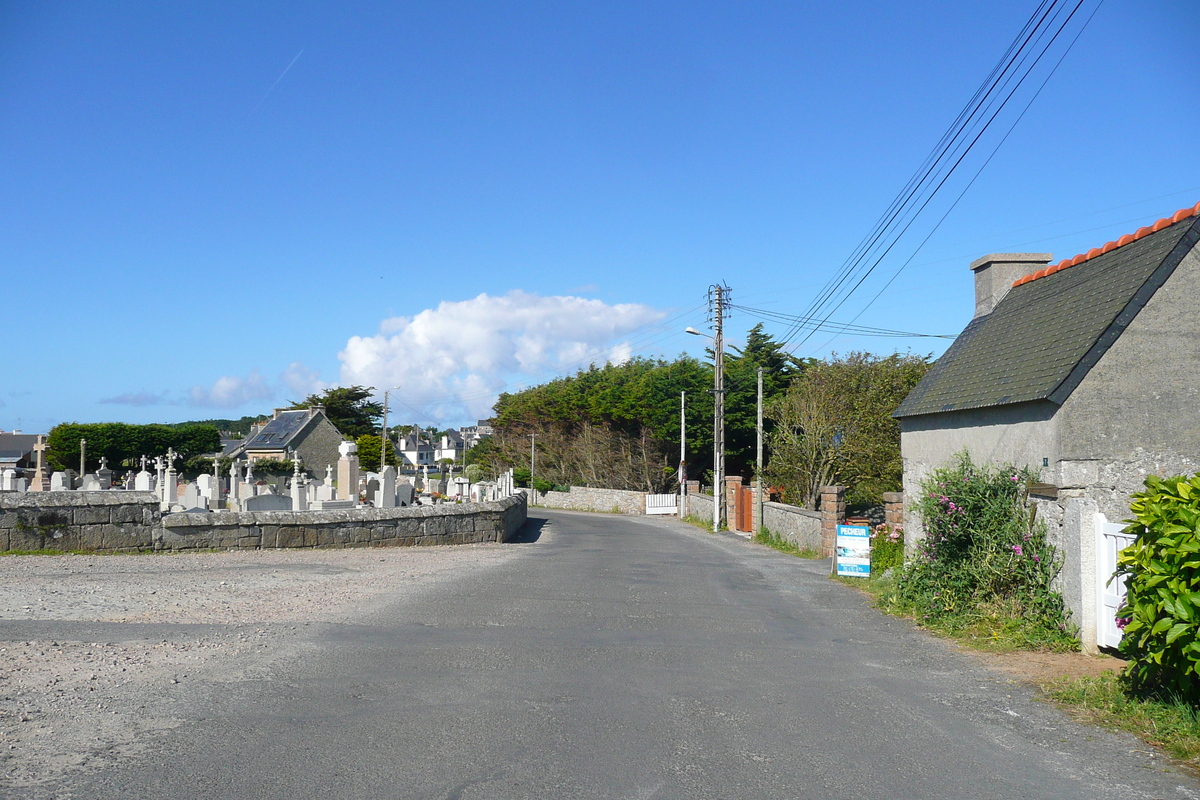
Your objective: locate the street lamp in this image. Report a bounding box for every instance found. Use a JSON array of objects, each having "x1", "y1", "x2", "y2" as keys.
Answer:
[
  {"x1": 687, "y1": 326, "x2": 724, "y2": 533},
  {"x1": 380, "y1": 386, "x2": 401, "y2": 473}
]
